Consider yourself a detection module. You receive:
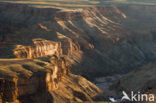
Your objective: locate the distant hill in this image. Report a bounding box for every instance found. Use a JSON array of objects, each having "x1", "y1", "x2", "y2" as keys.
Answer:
[
  {"x1": 1, "y1": 0, "x2": 156, "y2": 8},
  {"x1": 93, "y1": 0, "x2": 156, "y2": 2},
  {"x1": 93, "y1": 0, "x2": 156, "y2": 6},
  {"x1": 127, "y1": 0, "x2": 156, "y2": 2}
]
